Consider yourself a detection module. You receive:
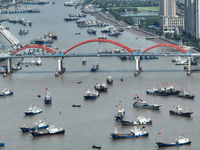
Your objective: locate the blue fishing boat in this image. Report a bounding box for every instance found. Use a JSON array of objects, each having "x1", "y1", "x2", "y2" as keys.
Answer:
[
  {"x1": 156, "y1": 135, "x2": 191, "y2": 147},
  {"x1": 91, "y1": 62, "x2": 99, "y2": 72},
  {"x1": 111, "y1": 125, "x2": 149, "y2": 139},
  {"x1": 24, "y1": 105, "x2": 42, "y2": 115},
  {"x1": 0, "y1": 88, "x2": 13, "y2": 96},
  {"x1": 20, "y1": 120, "x2": 49, "y2": 132},
  {"x1": 44, "y1": 92, "x2": 52, "y2": 104}
]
